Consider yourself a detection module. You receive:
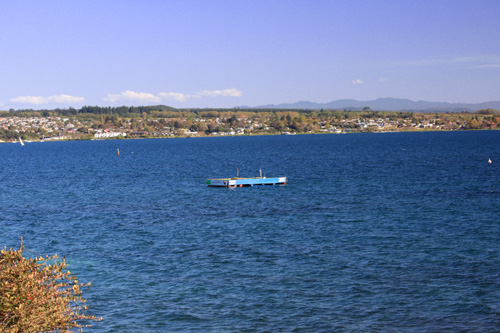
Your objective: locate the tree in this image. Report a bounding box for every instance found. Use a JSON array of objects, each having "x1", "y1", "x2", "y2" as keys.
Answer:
[
  {"x1": 228, "y1": 114, "x2": 239, "y2": 126},
  {"x1": 173, "y1": 120, "x2": 184, "y2": 129},
  {"x1": 190, "y1": 121, "x2": 208, "y2": 133},
  {"x1": 0, "y1": 241, "x2": 100, "y2": 331},
  {"x1": 273, "y1": 120, "x2": 286, "y2": 131},
  {"x1": 468, "y1": 119, "x2": 480, "y2": 129},
  {"x1": 475, "y1": 108, "x2": 499, "y2": 115},
  {"x1": 77, "y1": 126, "x2": 89, "y2": 134},
  {"x1": 207, "y1": 121, "x2": 218, "y2": 133}
]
